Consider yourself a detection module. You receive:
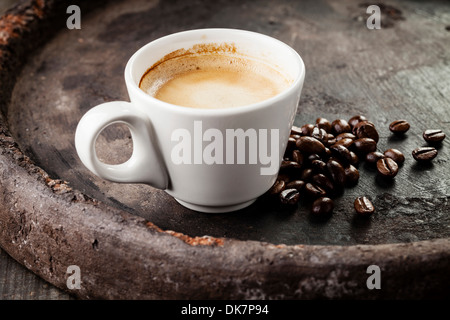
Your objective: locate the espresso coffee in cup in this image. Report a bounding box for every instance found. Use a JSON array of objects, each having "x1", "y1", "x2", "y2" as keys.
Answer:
[
  {"x1": 139, "y1": 44, "x2": 292, "y2": 109},
  {"x1": 75, "y1": 29, "x2": 305, "y2": 213}
]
